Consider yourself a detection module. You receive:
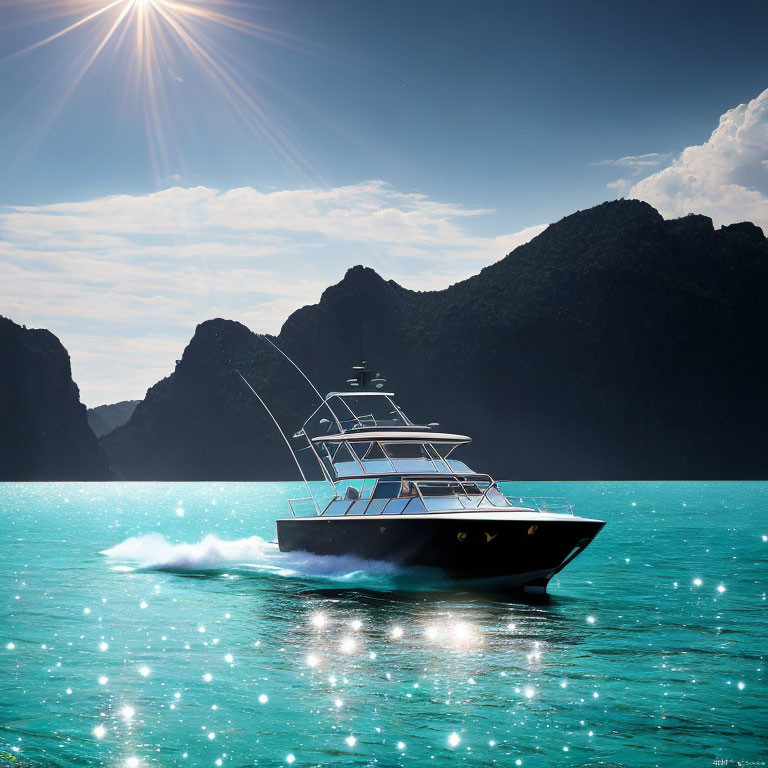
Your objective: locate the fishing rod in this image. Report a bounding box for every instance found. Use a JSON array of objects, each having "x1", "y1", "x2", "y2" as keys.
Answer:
[
  {"x1": 259, "y1": 334, "x2": 358, "y2": 431},
  {"x1": 258, "y1": 335, "x2": 337, "y2": 486},
  {"x1": 260, "y1": 334, "x2": 325, "y2": 404},
  {"x1": 235, "y1": 370, "x2": 320, "y2": 516}
]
